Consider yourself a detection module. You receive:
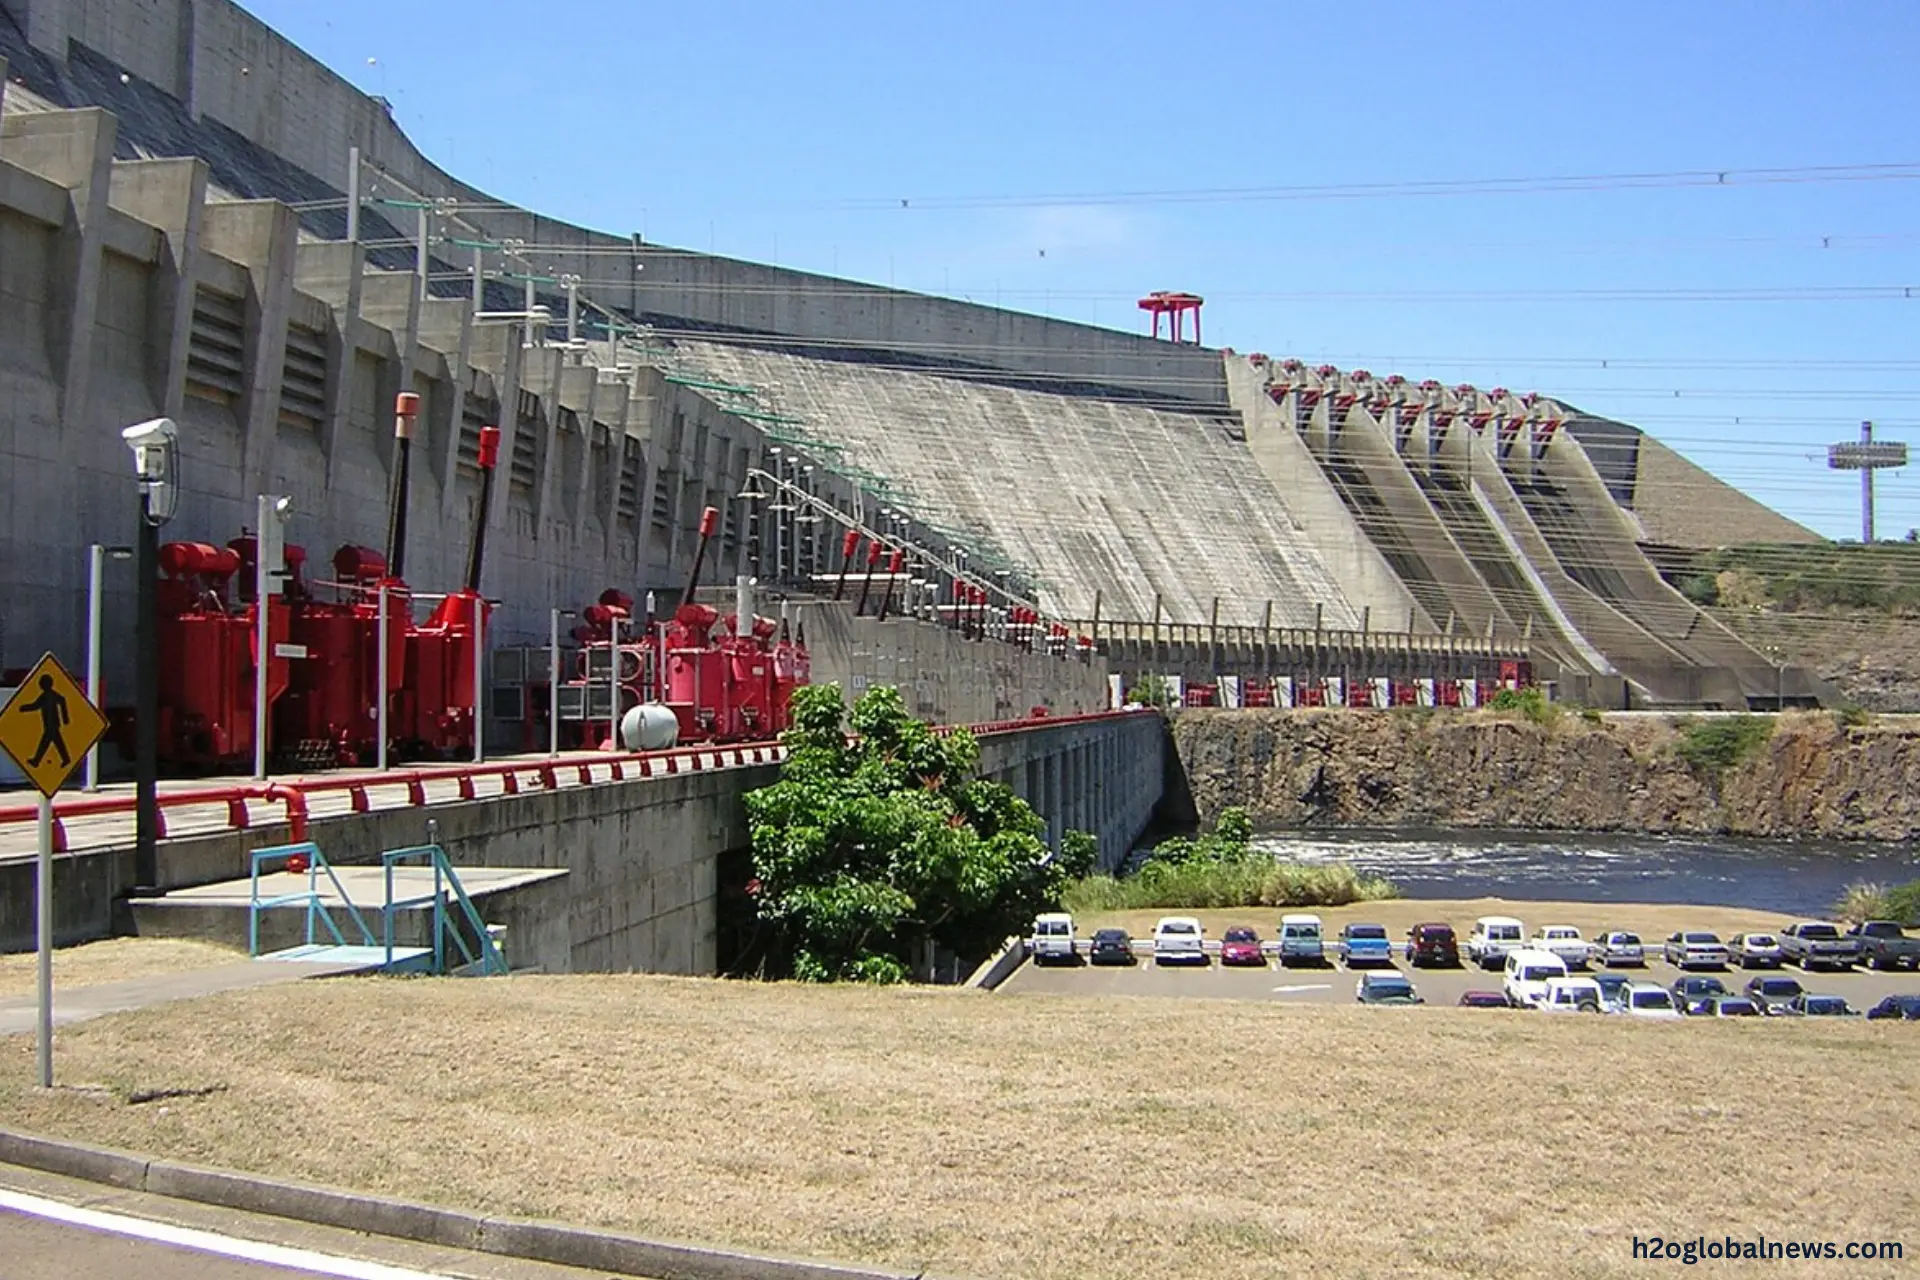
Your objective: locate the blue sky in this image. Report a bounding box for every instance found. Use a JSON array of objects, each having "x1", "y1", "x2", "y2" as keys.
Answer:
[{"x1": 247, "y1": 0, "x2": 1920, "y2": 539}]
